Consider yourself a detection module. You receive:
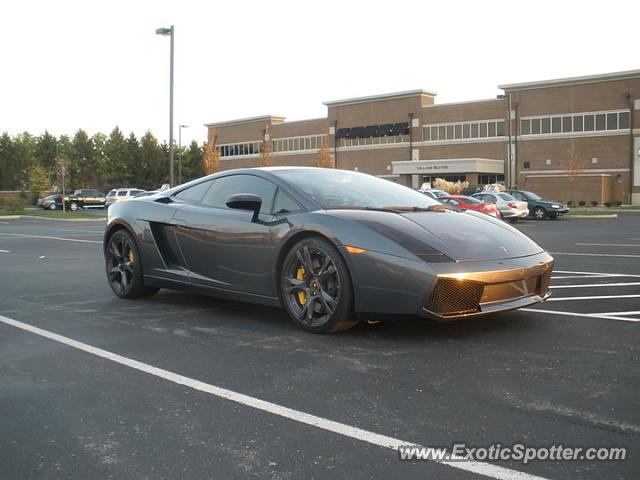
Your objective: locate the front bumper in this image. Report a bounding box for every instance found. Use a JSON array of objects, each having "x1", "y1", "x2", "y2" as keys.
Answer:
[{"x1": 423, "y1": 253, "x2": 553, "y2": 321}]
